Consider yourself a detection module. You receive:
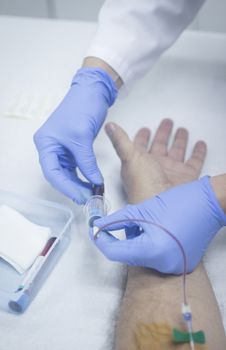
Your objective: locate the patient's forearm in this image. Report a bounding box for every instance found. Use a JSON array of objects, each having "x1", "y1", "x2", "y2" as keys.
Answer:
[
  {"x1": 115, "y1": 184, "x2": 226, "y2": 350},
  {"x1": 126, "y1": 180, "x2": 171, "y2": 204},
  {"x1": 116, "y1": 265, "x2": 225, "y2": 349}
]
